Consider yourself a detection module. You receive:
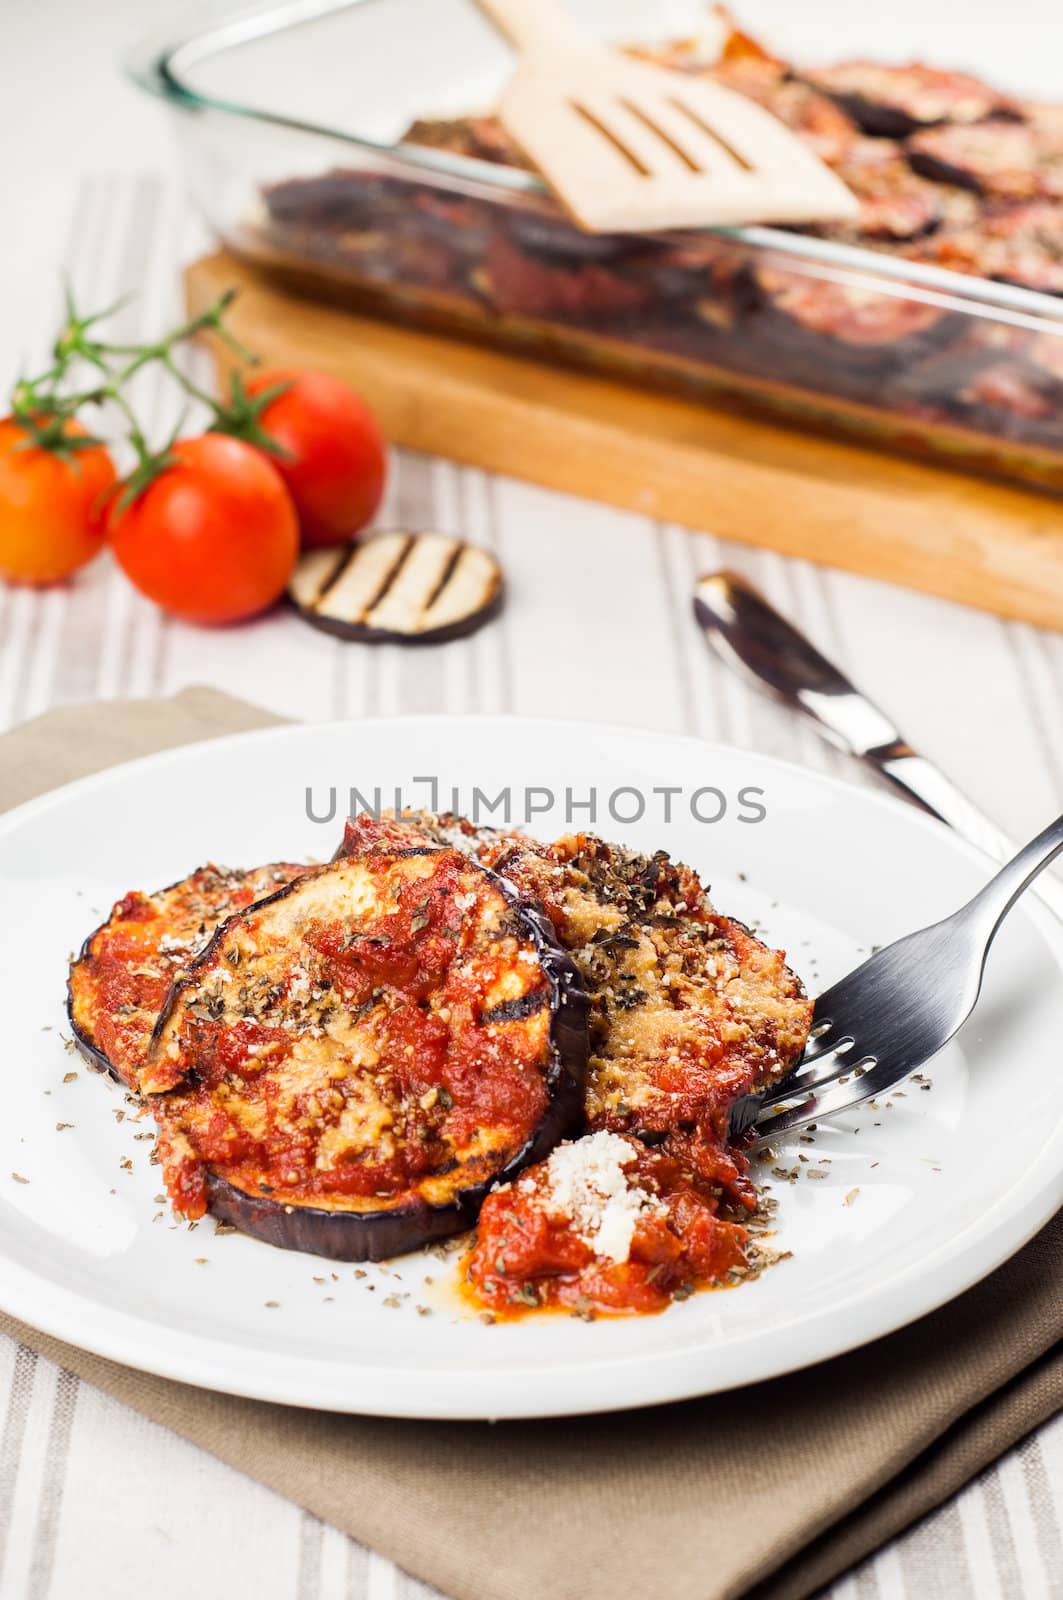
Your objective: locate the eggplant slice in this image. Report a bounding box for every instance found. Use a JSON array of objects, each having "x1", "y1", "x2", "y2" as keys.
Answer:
[
  {"x1": 339, "y1": 812, "x2": 813, "y2": 1213},
  {"x1": 800, "y1": 61, "x2": 1019, "y2": 138},
  {"x1": 141, "y1": 847, "x2": 588, "y2": 1260},
  {"x1": 907, "y1": 120, "x2": 1063, "y2": 200},
  {"x1": 289, "y1": 531, "x2": 504, "y2": 645},
  {"x1": 812, "y1": 137, "x2": 974, "y2": 244},
  {"x1": 66, "y1": 863, "x2": 310, "y2": 1088}
]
